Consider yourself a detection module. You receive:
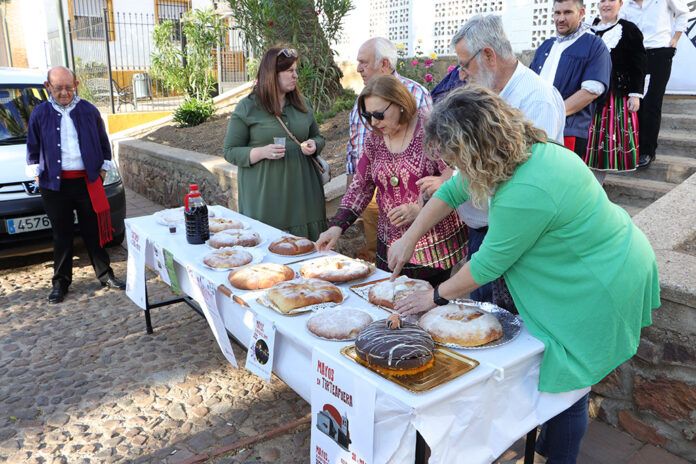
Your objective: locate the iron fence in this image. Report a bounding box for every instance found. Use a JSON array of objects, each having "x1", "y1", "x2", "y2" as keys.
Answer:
[{"x1": 67, "y1": 0, "x2": 248, "y2": 114}]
